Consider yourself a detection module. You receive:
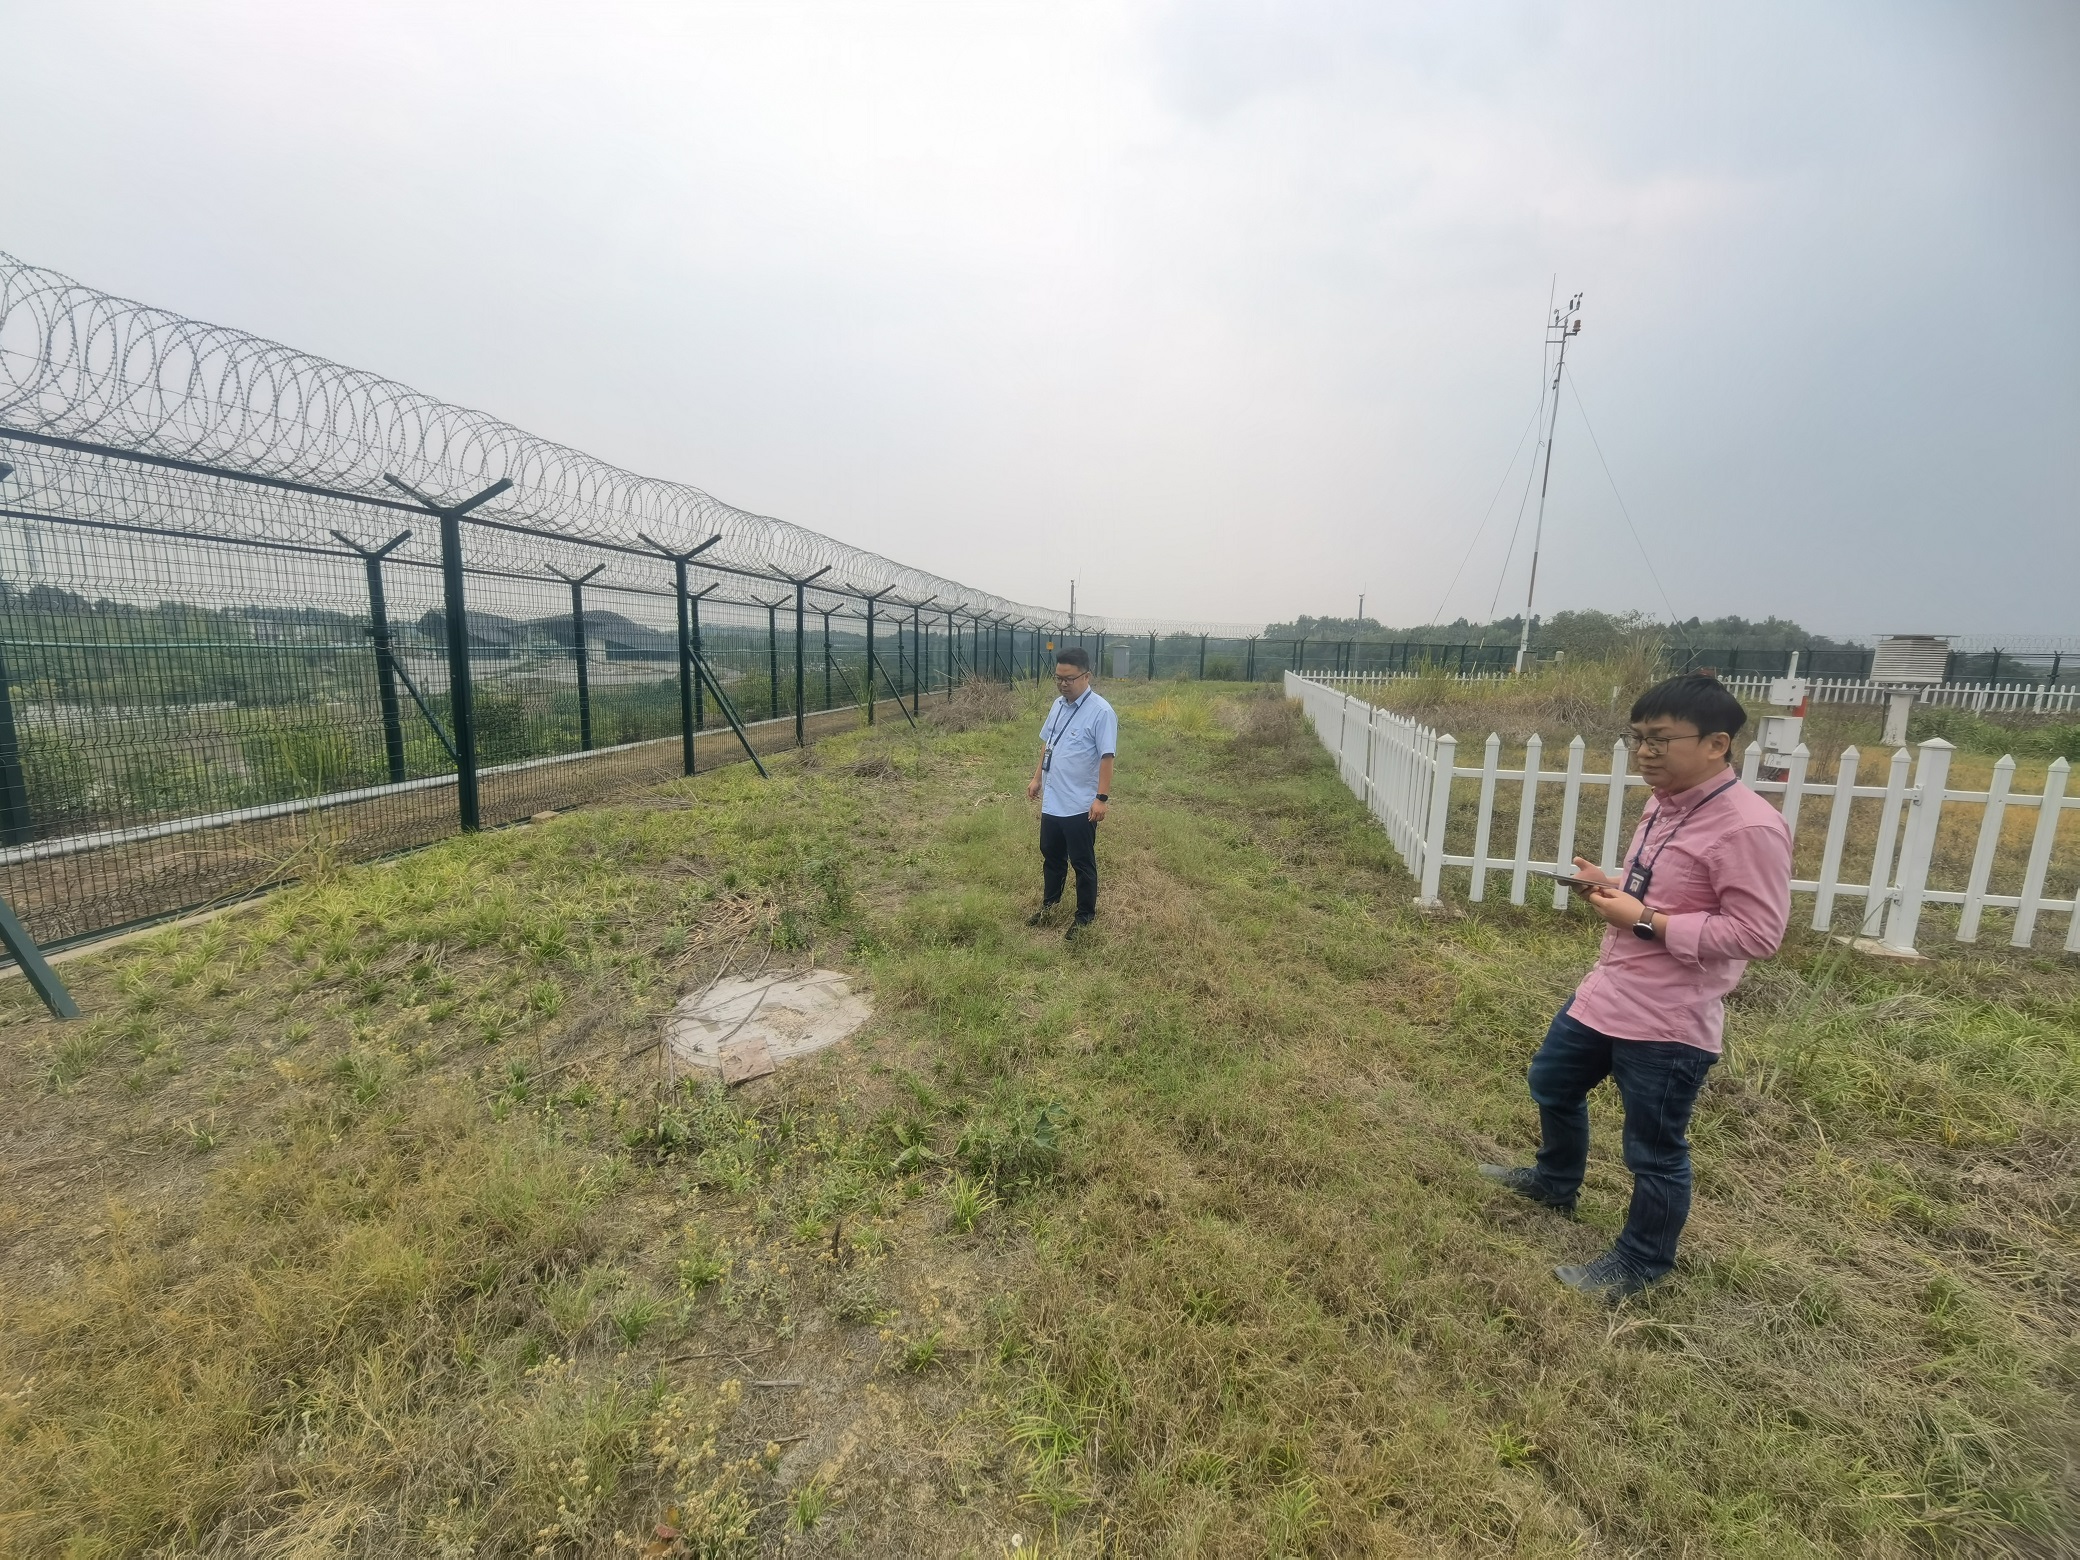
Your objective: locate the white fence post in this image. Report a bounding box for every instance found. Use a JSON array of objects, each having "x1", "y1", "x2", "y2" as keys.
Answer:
[
  {"x1": 1781, "y1": 743, "x2": 1811, "y2": 842},
  {"x1": 1470, "y1": 734, "x2": 1501, "y2": 902},
  {"x1": 1883, "y1": 739, "x2": 1954, "y2": 953},
  {"x1": 1865, "y1": 747, "x2": 1914, "y2": 937},
  {"x1": 1956, "y1": 755, "x2": 2014, "y2": 942},
  {"x1": 1552, "y1": 736, "x2": 1586, "y2": 910},
  {"x1": 1418, "y1": 731, "x2": 1454, "y2": 906},
  {"x1": 1509, "y1": 734, "x2": 1542, "y2": 905},
  {"x1": 1599, "y1": 738, "x2": 1630, "y2": 872},
  {"x1": 1811, "y1": 746, "x2": 1859, "y2": 933},
  {"x1": 2012, "y1": 758, "x2": 2070, "y2": 948}
]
